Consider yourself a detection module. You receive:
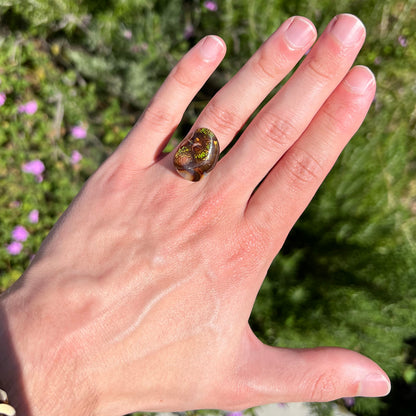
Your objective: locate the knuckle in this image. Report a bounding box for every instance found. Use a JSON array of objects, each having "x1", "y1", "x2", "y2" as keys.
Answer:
[
  {"x1": 204, "y1": 100, "x2": 242, "y2": 138},
  {"x1": 93, "y1": 157, "x2": 137, "y2": 195},
  {"x1": 141, "y1": 101, "x2": 179, "y2": 132},
  {"x1": 251, "y1": 50, "x2": 287, "y2": 82},
  {"x1": 283, "y1": 148, "x2": 324, "y2": 188},
  {"x1": 213, "y1": 366, "x2": 258, "y2": 411},
  {"x1": 309, "y1": 372, "x2": 338, "y2": 402},
  {"x1": 257, "y1": 112, "x2": 300, "y2": 152},
  {"x1": 170, "y1": 62, "x2": 199, "y2": 89},
  {"x1": 321, "y1": 101, "x2": 359, "y2": 135},
  {"x1": 305, "y1": 57, "x2": 332, "y2": 84}
]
